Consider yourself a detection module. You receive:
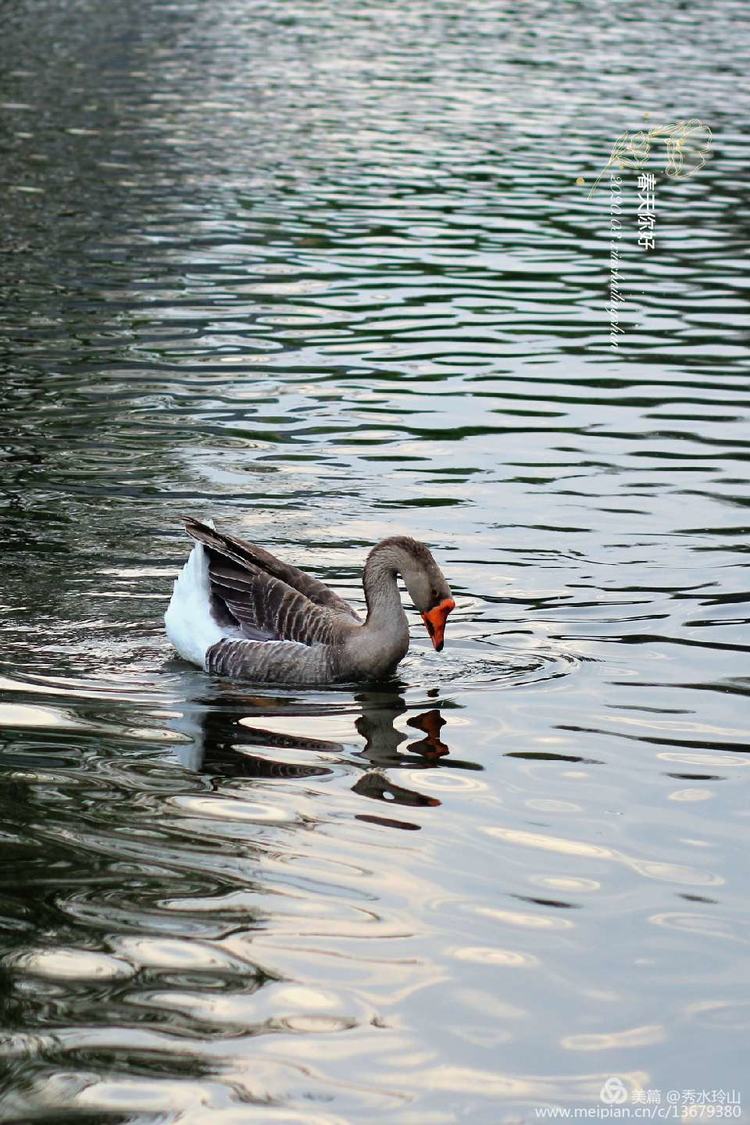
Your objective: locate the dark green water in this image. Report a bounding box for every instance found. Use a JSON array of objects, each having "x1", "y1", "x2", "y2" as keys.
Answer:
[{"x1": 1, "y1": 1, "x2": 748, "y2": 1121}]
